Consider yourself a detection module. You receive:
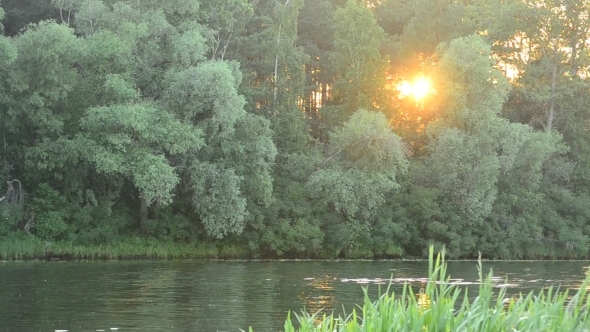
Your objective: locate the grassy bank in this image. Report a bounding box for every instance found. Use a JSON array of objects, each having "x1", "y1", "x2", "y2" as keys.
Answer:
[
  {"x1": 0, "y1": 235, "x2": 251, "y2": 260},
  {"x1": 274, "y1": 247, "x2": 590, "y2": 332},
  {"x1": 1, "y1": 234, "x2": 588, "y2": 261}
]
